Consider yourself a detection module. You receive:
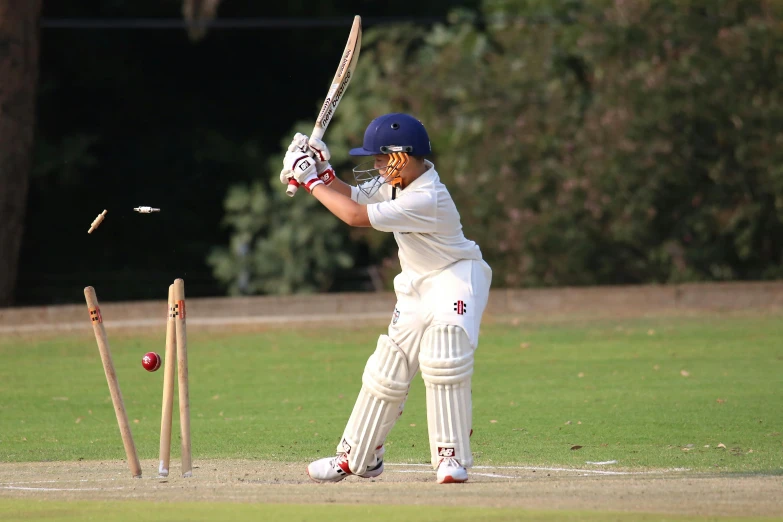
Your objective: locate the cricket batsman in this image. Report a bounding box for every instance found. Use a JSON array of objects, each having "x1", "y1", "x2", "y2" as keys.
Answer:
[{"x1": 280, "y1": 113, "x2": 492, "y2": 484}]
